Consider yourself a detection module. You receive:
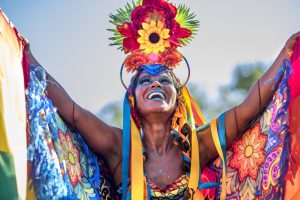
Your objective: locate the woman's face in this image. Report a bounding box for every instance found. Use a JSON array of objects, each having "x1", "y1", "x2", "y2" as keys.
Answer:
[{"x1": 135, "y1": 70, "x2": 177, "y2": 117}]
